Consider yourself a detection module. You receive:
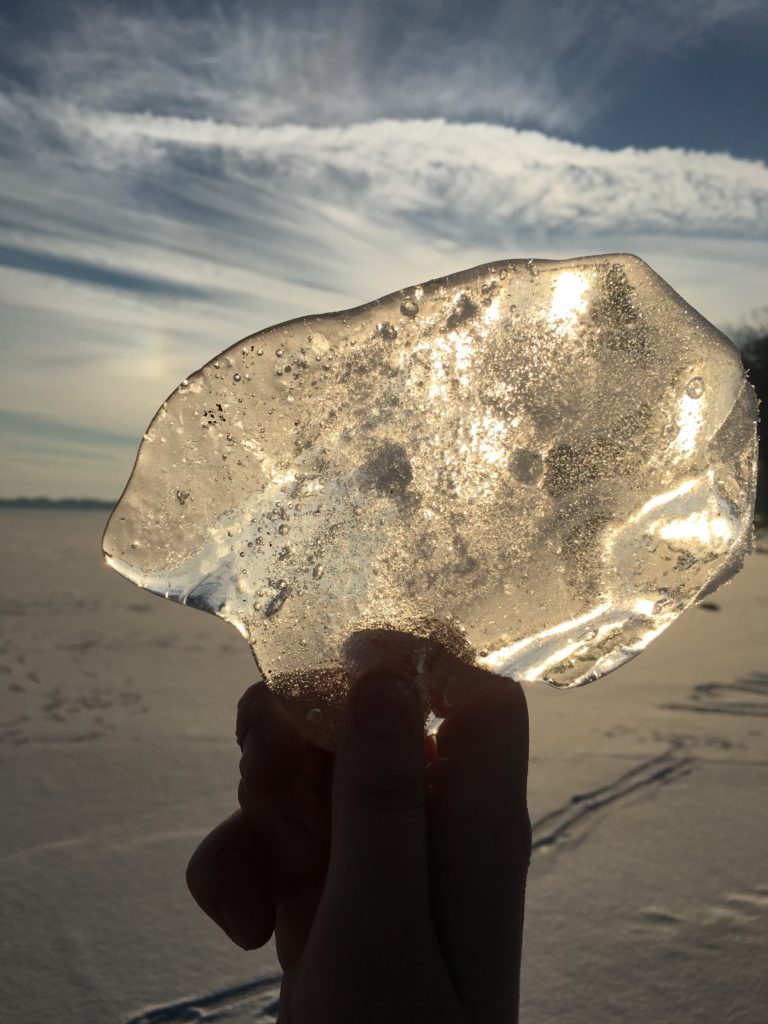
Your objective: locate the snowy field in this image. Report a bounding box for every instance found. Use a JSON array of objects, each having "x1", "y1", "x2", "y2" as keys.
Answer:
[{"x1": 2, "y1": 510, "x2": 766, "y2": 1023}]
